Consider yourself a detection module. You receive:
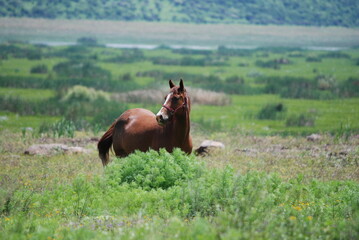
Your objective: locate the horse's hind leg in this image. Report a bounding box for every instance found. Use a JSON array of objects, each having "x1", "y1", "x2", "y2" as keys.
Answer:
[{"x1": 112, "y1": 118, "x2": 129, "y2": 158}]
